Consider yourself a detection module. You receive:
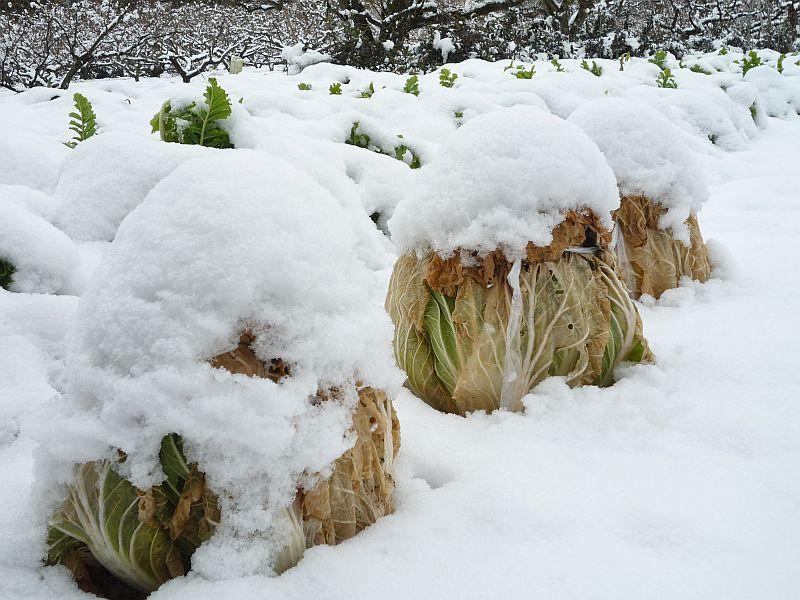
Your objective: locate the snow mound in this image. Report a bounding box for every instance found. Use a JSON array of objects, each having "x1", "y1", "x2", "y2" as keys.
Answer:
[
  {"x1": 745, "y1": 65, "x2": 800, "y2": 119},
  {"x1": 0, "y1": 291, "x2": 78, "y2": 443},
  {"x1": 0, "y1": 134, "x2": 69, "y2": 193},
  {"x1": 41, "y1": 150, "x2": 401, "y2": 578},
  {"x1": 0, "y1": 184, "x2": 54, "y2": 217},
  {"x1": 630, "y1": 86, "x2": 758, "y2": 151},
  {"x1": 529, "y1": 71, "x2": 623, "y2": 118},
  {"x1": 389, "y1": 105, "x2": 619, "y2": 257},
  {"x1": 52, "y1": 131, "x2": 206, "y2": 241},
  {"x1": 0, "y1": 201, "x2": 80, "y2": 294},
  {"x1": 569, "y1": 97, "x2": 708, "y2": 237}
]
